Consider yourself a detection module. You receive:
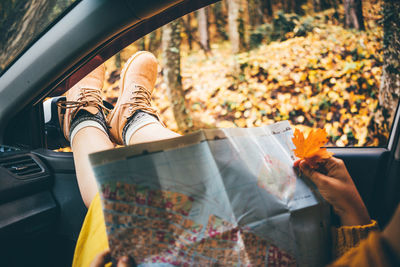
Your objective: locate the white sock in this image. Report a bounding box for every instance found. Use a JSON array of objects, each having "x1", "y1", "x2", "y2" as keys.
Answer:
[
  {"x1": 70, "y1": 120, "x2": 108, "y2": 145},
  {"x1": 124, "y1": 112, "x2": 160, "y2": 145}
]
